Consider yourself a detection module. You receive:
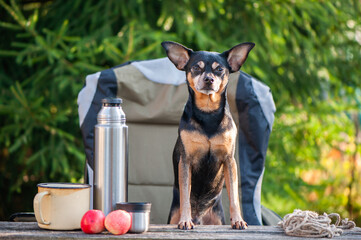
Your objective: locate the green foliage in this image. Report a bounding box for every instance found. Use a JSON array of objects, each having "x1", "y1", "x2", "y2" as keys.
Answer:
[
  {"x1": 264, "y1": 104, "x2": 360, "y2": 219},
  {"x1": 0, "y1": 0, "x2": 360, "y2": 224}
]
